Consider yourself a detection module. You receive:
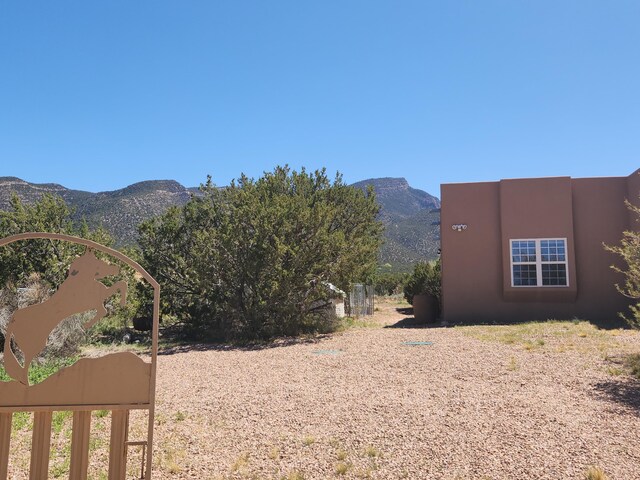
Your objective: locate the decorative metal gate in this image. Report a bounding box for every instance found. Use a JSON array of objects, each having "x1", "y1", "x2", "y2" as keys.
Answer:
[{"x1": 0, "y1": 233, "x2": 160, "y2": 480}]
